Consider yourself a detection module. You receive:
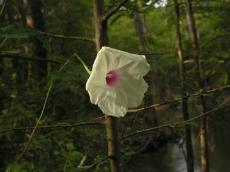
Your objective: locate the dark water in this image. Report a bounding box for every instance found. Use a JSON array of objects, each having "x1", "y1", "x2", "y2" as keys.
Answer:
[{"x1": 128, "y1": 123, "x2": 230, "y2": 172}]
